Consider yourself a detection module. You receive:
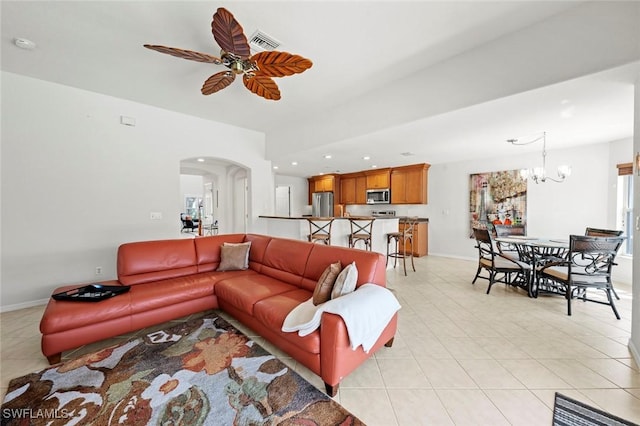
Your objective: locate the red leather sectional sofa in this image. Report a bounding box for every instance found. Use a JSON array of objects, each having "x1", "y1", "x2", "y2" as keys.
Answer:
[{"x1": 40, "y1": 233, "x2": 397, "y2": 395}]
